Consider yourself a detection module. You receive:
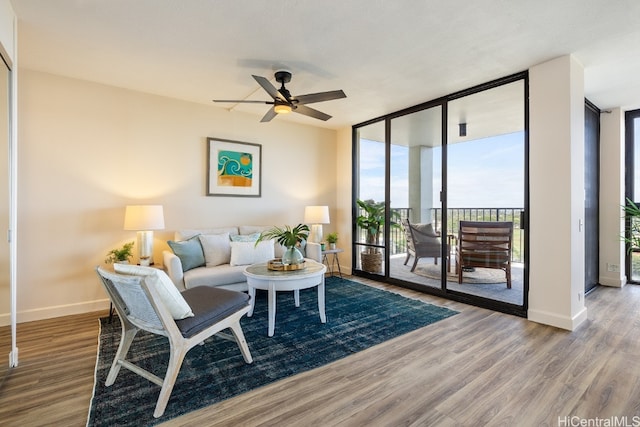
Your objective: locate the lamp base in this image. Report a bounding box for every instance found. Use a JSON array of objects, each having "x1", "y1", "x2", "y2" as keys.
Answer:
[
  {"x1": 137, "y1": 230, "x2": 154, "y2": 266},
  {"x1": 310, "y1": 224, "x2": 324, "y2": 244}
]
